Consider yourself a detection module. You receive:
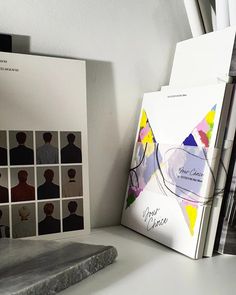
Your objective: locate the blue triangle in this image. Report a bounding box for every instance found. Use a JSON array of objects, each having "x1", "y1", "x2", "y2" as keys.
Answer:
[{"x1": 183, "y1": 134, "x2": 198, "y2": 146}]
